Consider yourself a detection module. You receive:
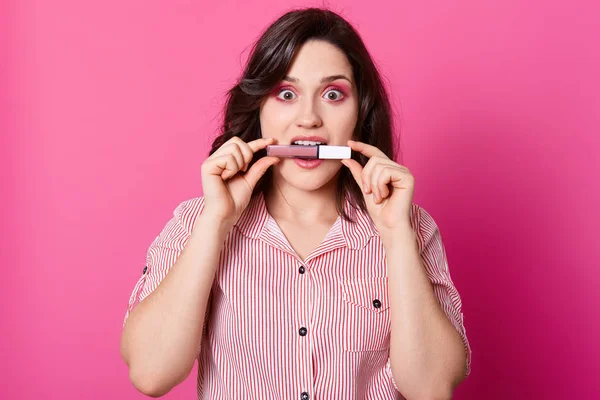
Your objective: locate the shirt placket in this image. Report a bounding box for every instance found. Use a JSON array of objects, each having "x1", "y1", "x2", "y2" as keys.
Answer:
[
  {"x1": 296, "y1": 258, "x2": 314, "y2": 400},
  {"x1": 260, "y1": 218, "x2": 316, "y2": 398}
]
